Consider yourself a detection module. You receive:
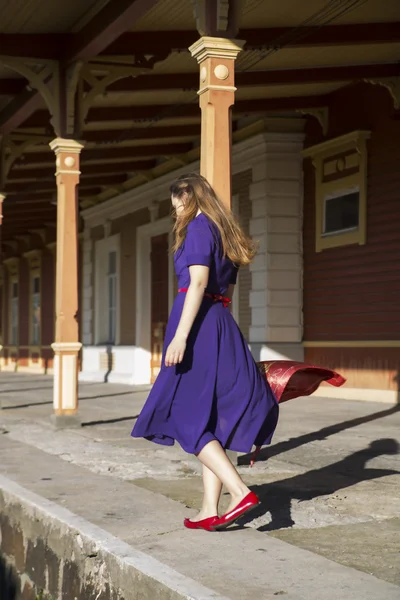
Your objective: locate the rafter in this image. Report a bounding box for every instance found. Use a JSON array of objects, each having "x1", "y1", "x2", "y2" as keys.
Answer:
[
  {"x1": 103, "y1": 62, "x2": 400, "y2": 93},
  {"x1": 13, "y1": 142, "x2": 193, "y2": 167},
  {"x1": 0, "y1": 0, "x2": 161, "y2": 135},
  {"x1": 1, "y1": 23, "x2": 400, "y2": 60},
  {"x1": 103, "y1": 23, "x2": 400, "y2": 54},
  {"x1": 0, "y1": 79, "x2": 28, "y2": 95},
  {"x1": 65, "y1": 0, "x2": 161, "y2": 61},
  {"x1": 84, "y1": 124, "x2": 200, "y2": 142},
  {"x1": 24, "y1": 95, "x2": 329, "y2": 127},
  {"x1": 9, "y1": 160, "x2": 156, "y2": 181},
  {"x1": 5, "y1": 175, "x2": 128, "y2": 194}
]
